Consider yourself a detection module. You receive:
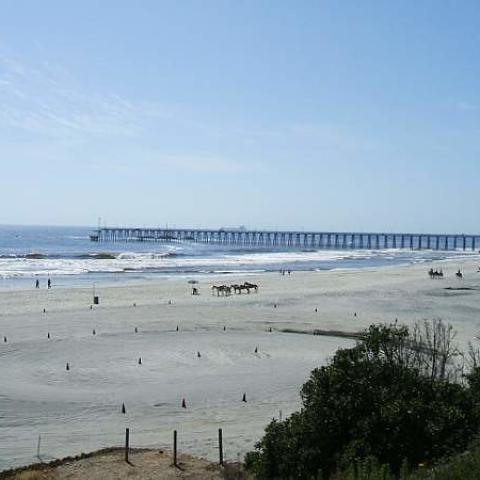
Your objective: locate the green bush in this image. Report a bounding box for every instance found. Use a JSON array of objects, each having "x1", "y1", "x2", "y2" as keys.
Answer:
[
  {"x1": 333, "y1": 457, "x2": 394, "y2": 480},
  {"x1": 406, "y1": 441, "x2": 480, "y2": 480},
  {"x1": 246, "y1": 322, "x2": 480, "y2": 479}
]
